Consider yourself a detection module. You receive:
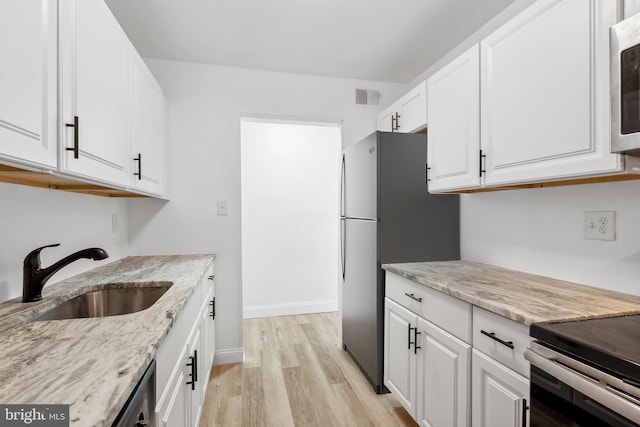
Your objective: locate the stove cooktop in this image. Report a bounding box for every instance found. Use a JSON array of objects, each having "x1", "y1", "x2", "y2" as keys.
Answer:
[{"x1": 530, "y1": 313, "x2": 640, "y2": 384}]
